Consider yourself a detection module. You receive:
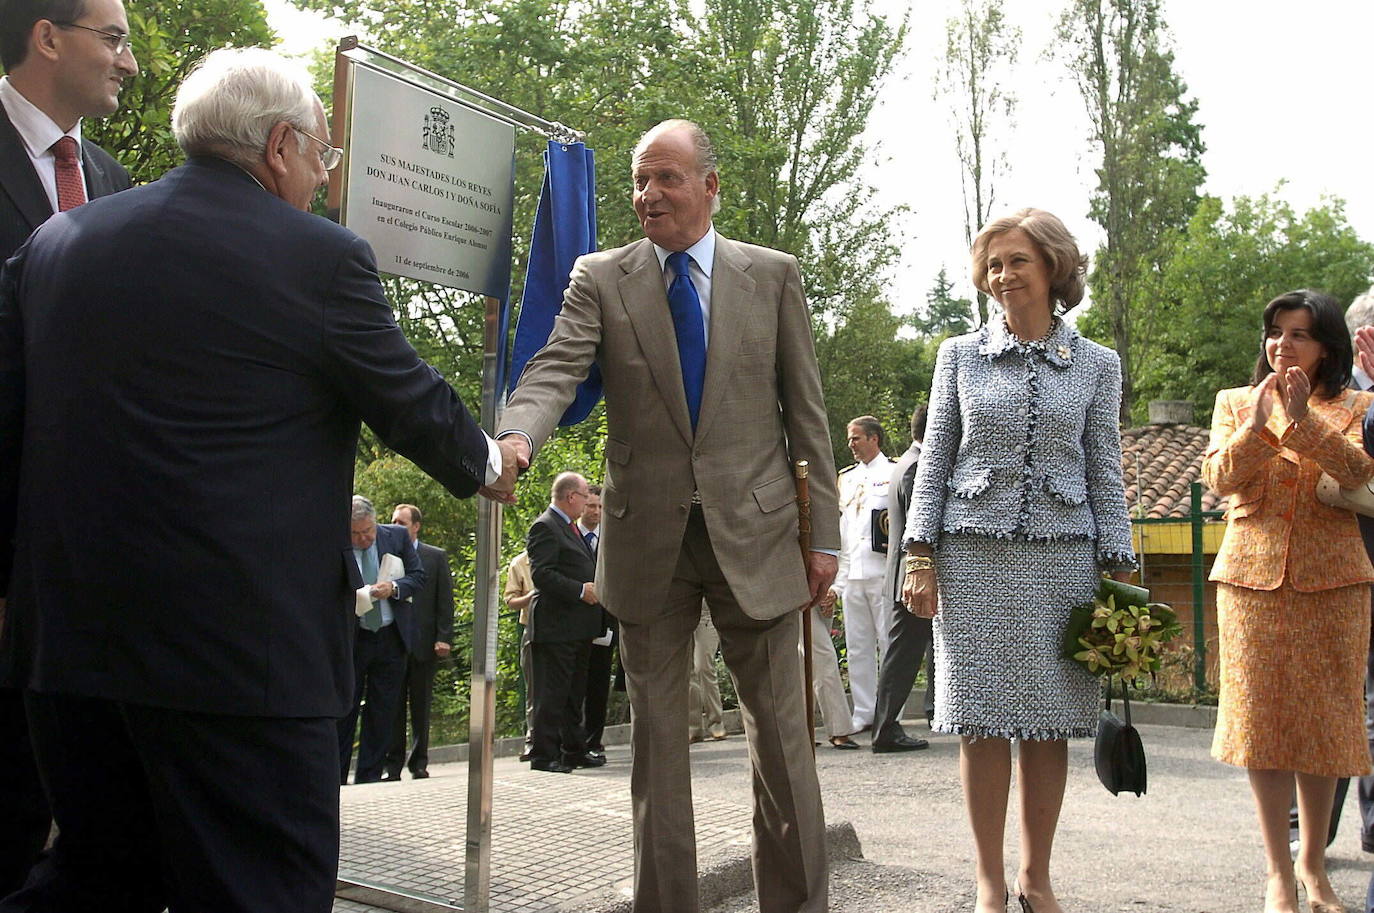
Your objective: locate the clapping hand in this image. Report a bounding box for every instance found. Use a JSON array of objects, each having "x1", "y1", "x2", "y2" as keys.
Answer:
[
  {"x1": 1249, "y1": 373, "x2": 1278, "y2": 431},
  {"x1": 1276, "y1": 365, "x2": 1312, "y2": 421},
  {"x1": 1357, "y1": 326, "x2": 1374, "y2": 381}
]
